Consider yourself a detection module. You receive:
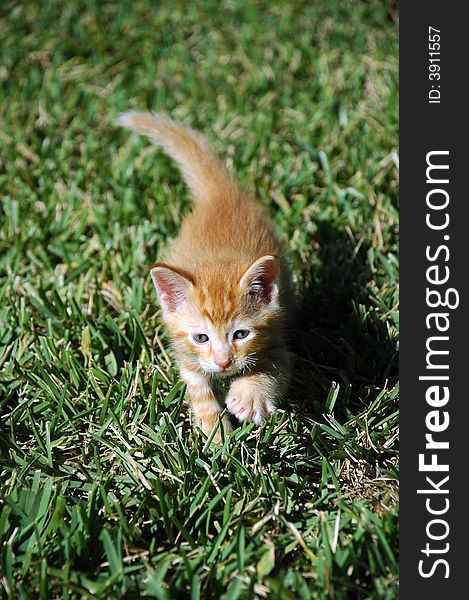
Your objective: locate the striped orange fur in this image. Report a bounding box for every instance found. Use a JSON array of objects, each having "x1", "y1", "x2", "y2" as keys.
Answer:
[{"x1": 118, "y1": 112, "x2": 292, "y2": 441}]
